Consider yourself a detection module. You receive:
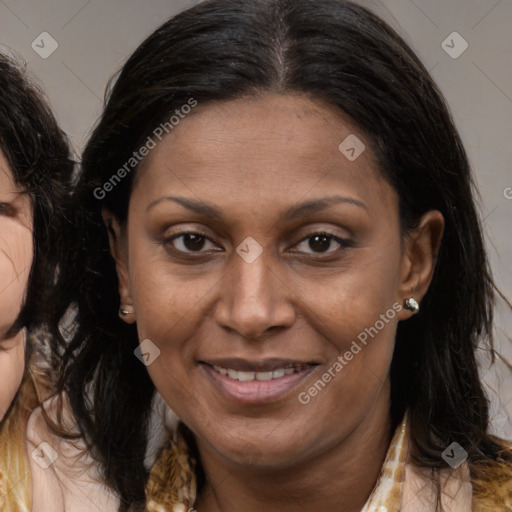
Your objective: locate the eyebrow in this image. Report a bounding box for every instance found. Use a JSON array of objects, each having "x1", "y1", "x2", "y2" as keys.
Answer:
[{"x1": 146, "y1": 194, "x2": 367, "y2": 221}]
